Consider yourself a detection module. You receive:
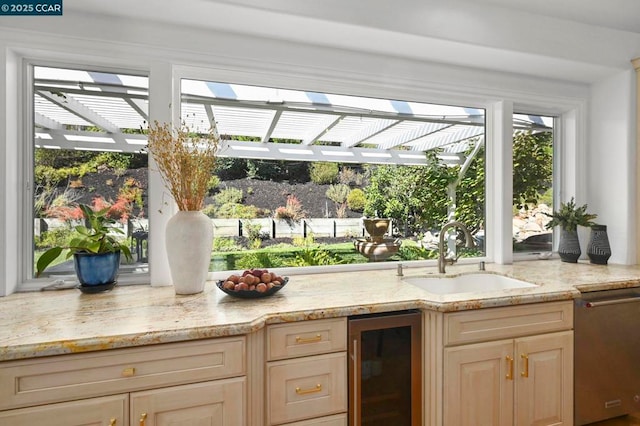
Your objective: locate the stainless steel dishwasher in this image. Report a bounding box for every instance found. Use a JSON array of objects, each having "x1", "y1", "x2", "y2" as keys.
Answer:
[{"x1": 574, "y1": 287, "x2": 640, "y2": 425}]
